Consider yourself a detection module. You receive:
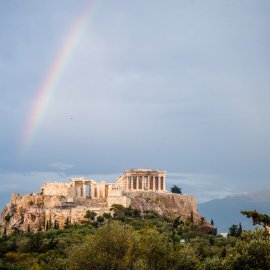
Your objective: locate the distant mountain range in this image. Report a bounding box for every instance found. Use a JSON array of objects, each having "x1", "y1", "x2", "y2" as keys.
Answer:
[{"x1": 199, "y1": 189, "x2": 270, "y2": 233}]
